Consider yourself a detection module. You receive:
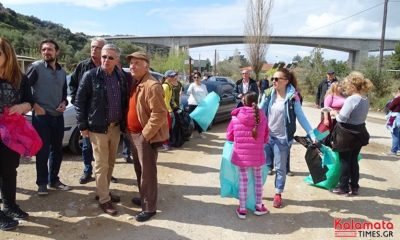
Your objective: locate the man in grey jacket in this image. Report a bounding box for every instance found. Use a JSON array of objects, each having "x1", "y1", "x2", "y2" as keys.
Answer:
[{"x1": 26, "y1": 39, "x2": 71, "y2": 195}]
